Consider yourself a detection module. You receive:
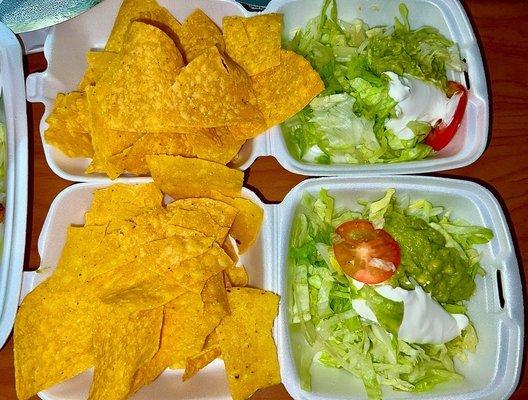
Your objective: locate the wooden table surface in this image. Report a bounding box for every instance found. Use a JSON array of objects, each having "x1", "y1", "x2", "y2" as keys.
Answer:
[{"x1": 1, "y1": 0, "x2": 527, "y2": 398}]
